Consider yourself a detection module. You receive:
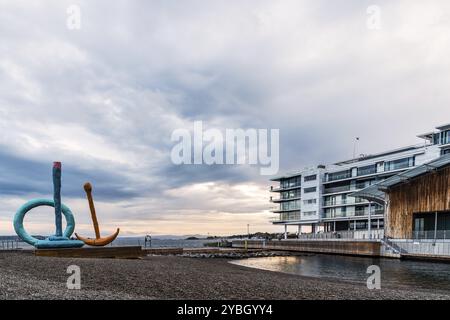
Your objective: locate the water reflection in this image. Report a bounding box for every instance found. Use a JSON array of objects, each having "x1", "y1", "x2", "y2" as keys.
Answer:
[{"x1": 230, "y1": 254, "x2": 450, "y2": 291}]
